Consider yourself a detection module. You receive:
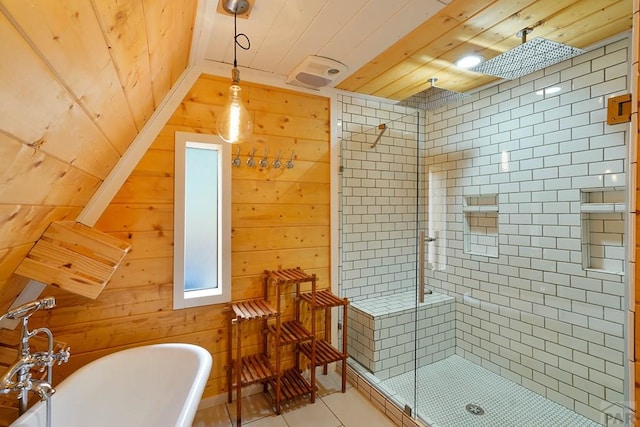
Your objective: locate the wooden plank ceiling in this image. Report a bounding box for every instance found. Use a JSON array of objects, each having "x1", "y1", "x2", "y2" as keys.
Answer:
[
  {"x1": 337, "y1": 0, "x2": 633, "y2": 100},
  {"x1": 0, "y1": 0, "x2": 197, "y2": 303}
]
